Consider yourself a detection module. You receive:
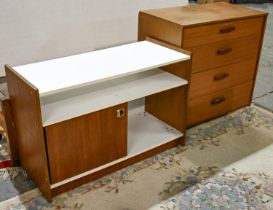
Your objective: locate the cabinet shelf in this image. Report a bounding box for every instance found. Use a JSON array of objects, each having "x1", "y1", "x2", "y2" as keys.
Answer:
[{"x1": 41, "y1": 68, "x2": 187, "y2": 126}]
